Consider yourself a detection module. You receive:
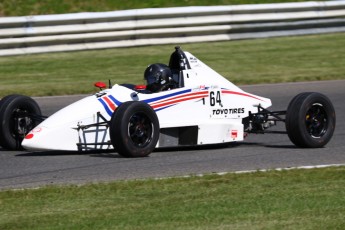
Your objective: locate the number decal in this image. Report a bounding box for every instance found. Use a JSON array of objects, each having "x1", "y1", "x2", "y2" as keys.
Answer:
[
  {"x1": 210, "y1": 91, "x2": 216, "y2": 106},
  {"x1": 216, "y1": 91, "x2": 222, "y2": 105},
  {"x1": 207, "y1": 91, "x2": 222, "y2": 107}
]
